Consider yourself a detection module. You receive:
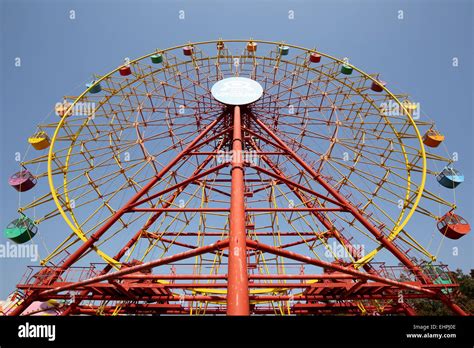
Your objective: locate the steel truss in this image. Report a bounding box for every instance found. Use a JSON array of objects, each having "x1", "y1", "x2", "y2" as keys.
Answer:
[{"x1": 10, "y1": 105, "x2": 467, "y2": 316}]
